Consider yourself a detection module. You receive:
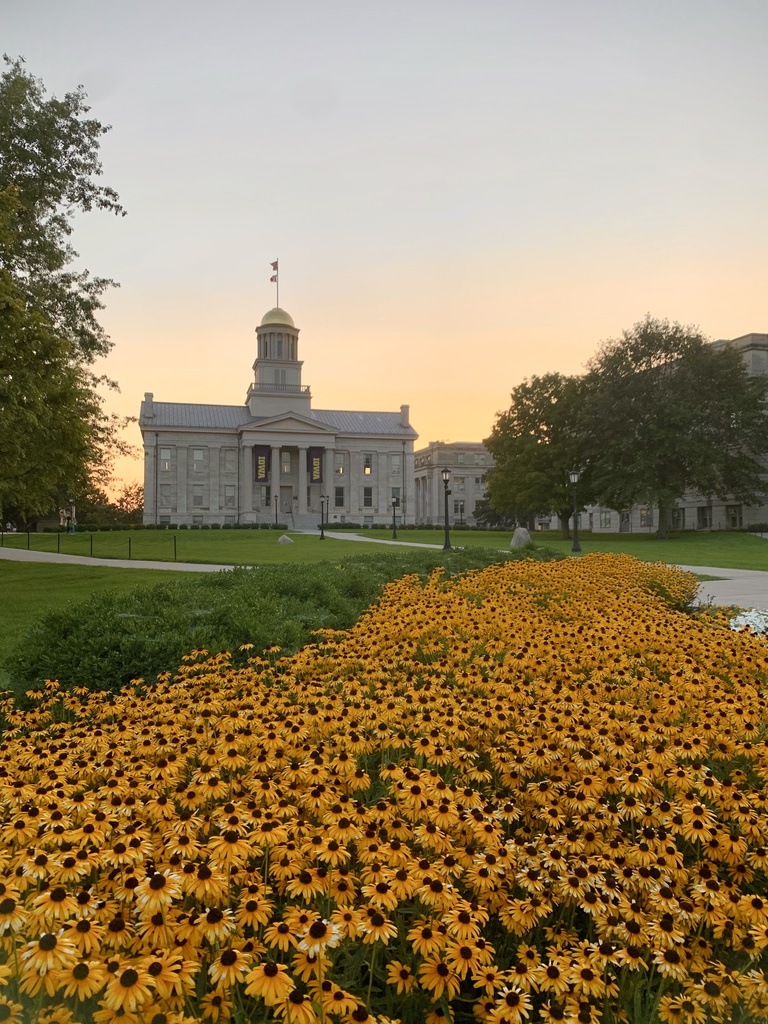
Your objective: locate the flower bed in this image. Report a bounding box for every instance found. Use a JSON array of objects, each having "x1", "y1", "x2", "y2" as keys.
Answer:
[{"x1": 0, "y1": 554, "x2": 767, "y2": 1024}]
